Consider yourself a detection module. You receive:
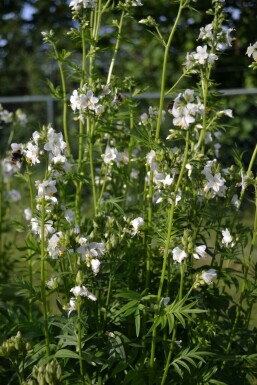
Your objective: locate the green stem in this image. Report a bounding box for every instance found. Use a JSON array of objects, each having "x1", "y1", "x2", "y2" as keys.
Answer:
[
  {"x1": 52, "y1": 44, "x2": 70, "y2": 156},
  {"x1": 149, "y1": 130, "x2": 190, "y2": 373},
  {"x1": 75, "y1": 24, "x2": 87, "y2": 225},
  {"x1": 27, "y1": 167, "x2": 35, "y2": 322},
  {"x1": 107, "y1": 10, "x2": 125, "y2": 84},
  {"x1": 40, "y1": 195, "x2": 50, "y2": 357},
  {"x1": 196, "y1": 68, "x2": 210, "y2": 152},
  {"x1": 77, "y1": 299, "x2": 85, "y2": 384},
  {"x1": 240, "y1": 144, "x2": 257, "y2": 202},
  {"x1": 160, "y1": 262, "x2": 186, "y2": 385},
  {"x1": 89, "y1": 119, "x2": 97, "y2": 216},
  {"x1": 146, "y1": 0, "x2": 186, "y2": 293},
  {"x1": 155, "y1": 0, "x2": 185, "y2": 142}
]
